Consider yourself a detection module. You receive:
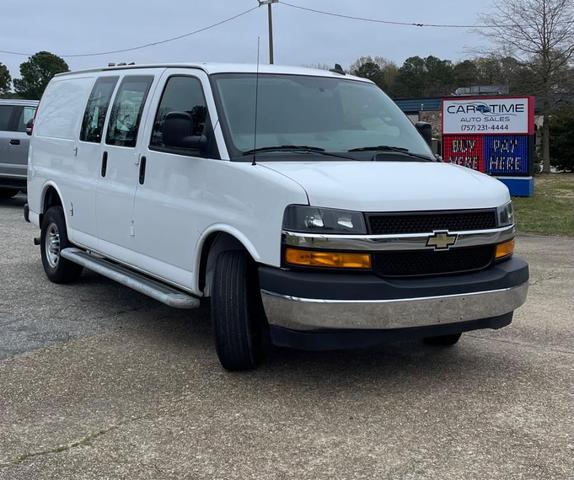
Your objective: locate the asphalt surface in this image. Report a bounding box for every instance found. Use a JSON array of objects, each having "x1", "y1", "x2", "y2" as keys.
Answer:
[{"x1": 0, "y1": 194, "x2": 573, "y2": 479}]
